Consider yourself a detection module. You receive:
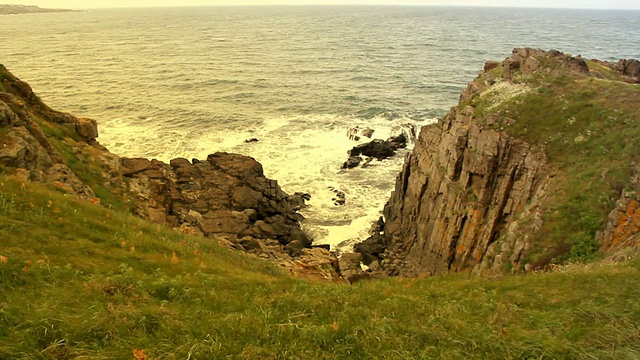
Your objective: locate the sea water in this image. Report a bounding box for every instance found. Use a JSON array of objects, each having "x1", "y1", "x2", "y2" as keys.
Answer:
[{"x1": 1, "y1": 6, "x2": 638, "y2": 249}]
